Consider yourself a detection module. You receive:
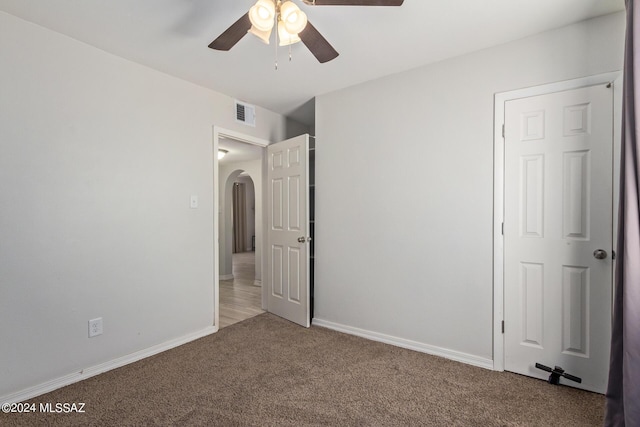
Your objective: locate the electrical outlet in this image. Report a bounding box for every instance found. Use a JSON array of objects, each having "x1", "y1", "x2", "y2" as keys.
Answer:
[{"x1": 88, "y1": 318, "x2": 103, "y2": 338}]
